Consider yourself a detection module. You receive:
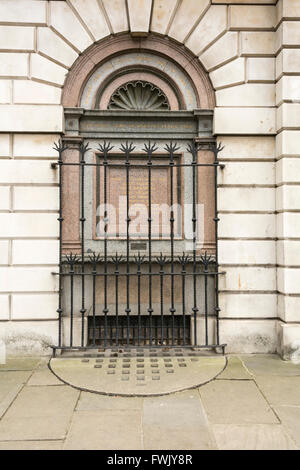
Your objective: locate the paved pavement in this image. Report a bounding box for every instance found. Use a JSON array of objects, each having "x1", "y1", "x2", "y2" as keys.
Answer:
[{"x1": 0, "y1": 354, "x2": 299, "y2": 450}]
